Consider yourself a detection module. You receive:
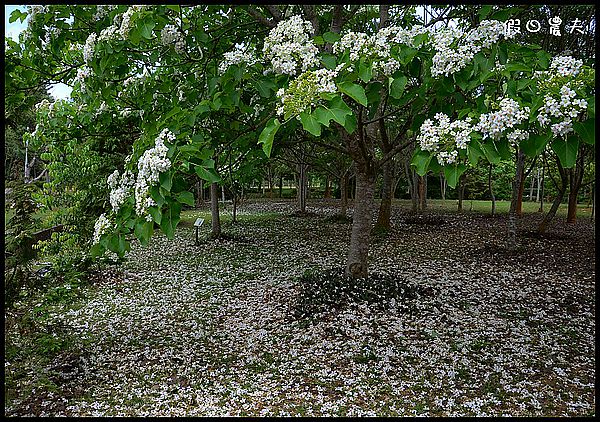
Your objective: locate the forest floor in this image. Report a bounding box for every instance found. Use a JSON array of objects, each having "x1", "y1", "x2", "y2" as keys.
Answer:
[{"x1": 4, "y1": 200, "x2": 595, "y2": 416}]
